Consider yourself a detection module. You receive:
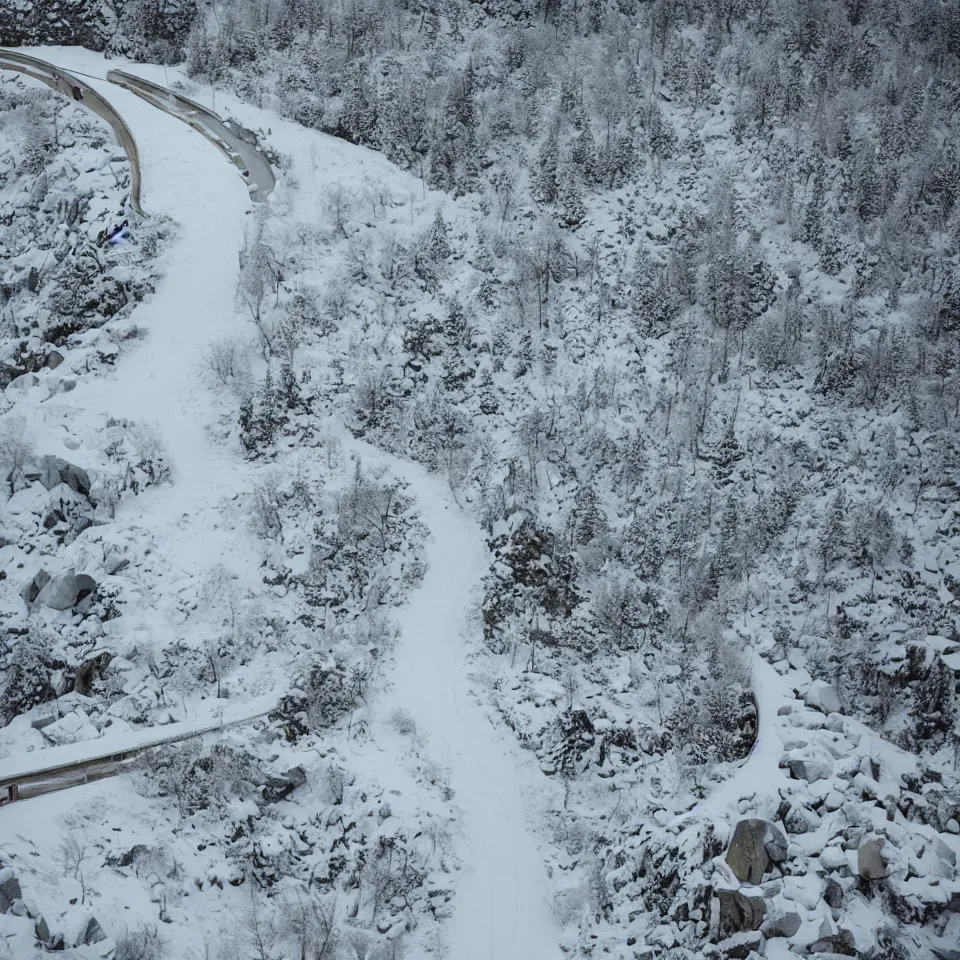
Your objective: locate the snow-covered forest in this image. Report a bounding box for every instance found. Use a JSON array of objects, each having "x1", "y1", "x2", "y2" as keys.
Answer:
[{"x1": 0, "y1": 0, "x2": 959, "y2": 957}]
